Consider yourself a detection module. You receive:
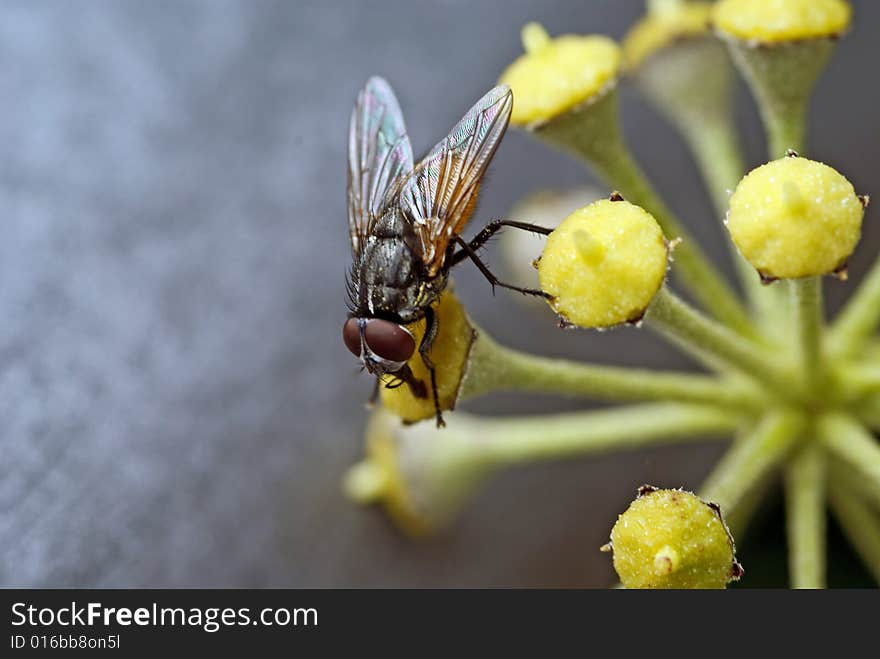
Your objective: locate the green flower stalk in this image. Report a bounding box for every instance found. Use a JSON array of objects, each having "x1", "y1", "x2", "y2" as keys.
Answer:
[
  {"x1": 715, "y1": 0, "x2": 857, "y2": 412},
  {"x1": 700, "y1": 411, "x2": 804, "y2": 528},
  {"x1": 622, "y1": 0, "x2": 780, "y2": 327},
  {"x1": 714, "y1": 0, "x2": 852, "y2": 158},
  {"x1": 344, "y1": 0, "x2": 880, "y2": 588},
  {"x1": 827, "y1": 462, "x2": 880, "y2": 583},
  {"x1": 345, "y1": 407, "x2": 742, "y2": 536},
  {"x1": 725, "y1": 153, "x2": 866, "y2": 392},
  {"x1": 829, "y1": 242, "x2": 880, "y2": 359},
  {"x1": 784, "y1": 445, "x2": 827, "y2": 588},
  {"x1": 623, "y1": 0, "x2": 739, "y2": 228}
]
